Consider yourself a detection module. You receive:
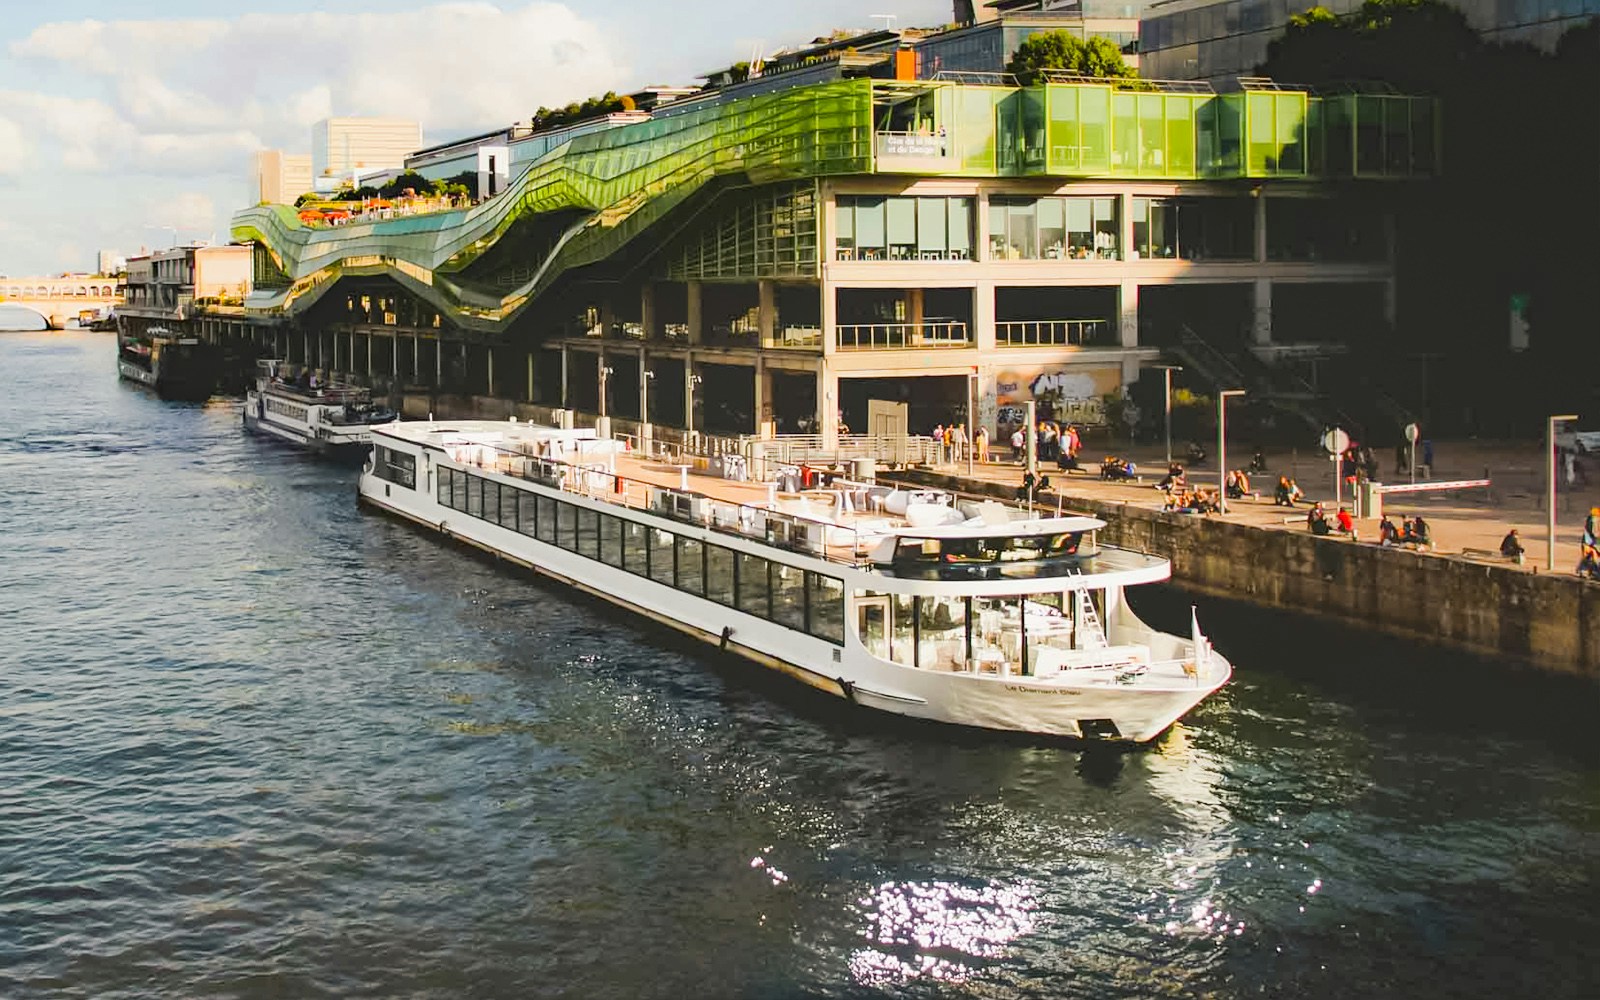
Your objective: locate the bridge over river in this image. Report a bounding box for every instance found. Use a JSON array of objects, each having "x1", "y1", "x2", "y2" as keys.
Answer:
[{"x1": 0, "y1": 276, "x2": 125, "y2": 329}]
